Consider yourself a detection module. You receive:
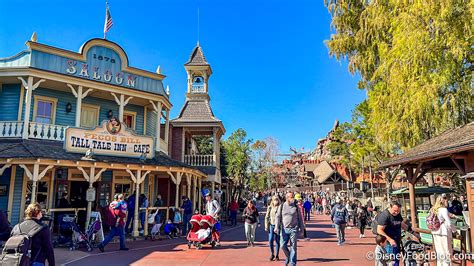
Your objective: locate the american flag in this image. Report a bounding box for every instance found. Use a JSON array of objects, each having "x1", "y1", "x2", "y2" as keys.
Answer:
[{"x1": 103, "y1": 2, "x2": 113, "y2": 38}]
